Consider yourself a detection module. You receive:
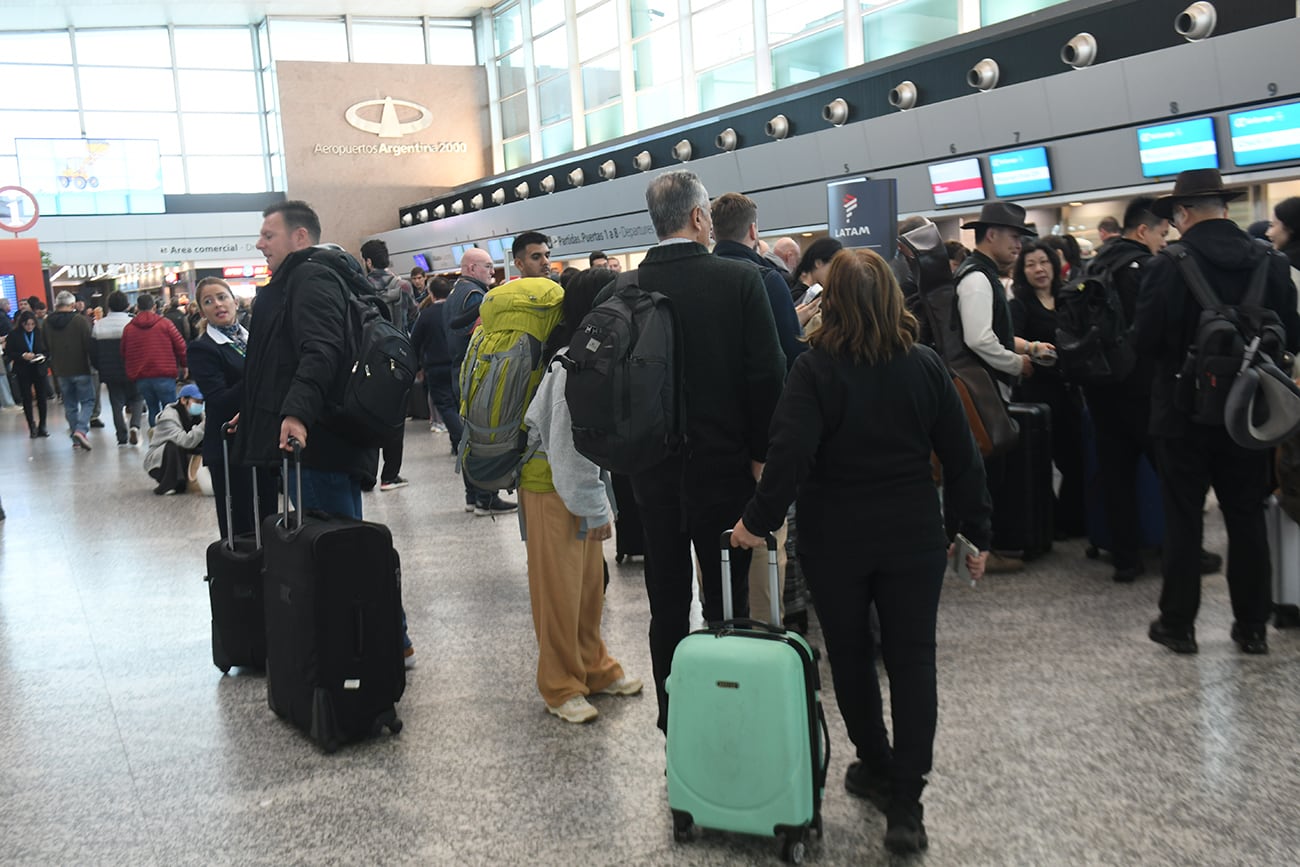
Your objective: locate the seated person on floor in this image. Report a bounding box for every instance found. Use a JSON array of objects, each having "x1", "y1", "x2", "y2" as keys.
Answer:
[{"x1": 144, "y1": 383, "x2": 205, "y2": 495}]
